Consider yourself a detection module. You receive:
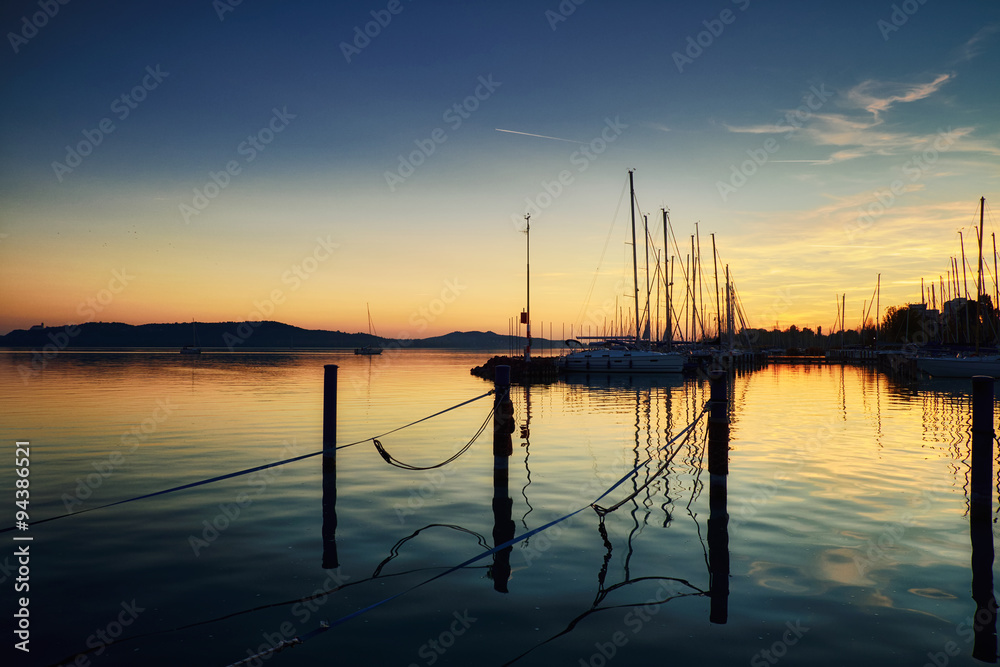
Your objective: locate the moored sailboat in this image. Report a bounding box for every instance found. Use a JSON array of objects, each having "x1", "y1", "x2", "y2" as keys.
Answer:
[
  {"x1": 557, "y1": 171, "x2": 685, "y2": 374},
  {"x1": 354, "y1": 304, "x2": 383, "y2": 355}
]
